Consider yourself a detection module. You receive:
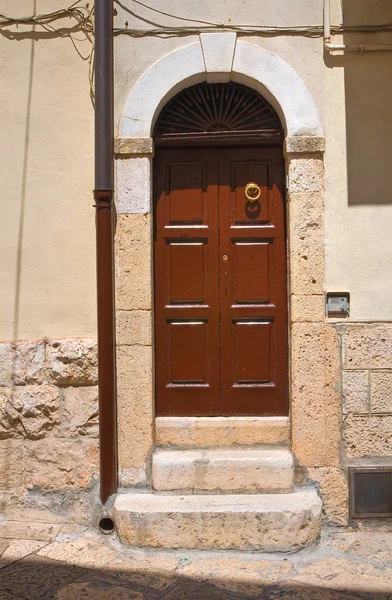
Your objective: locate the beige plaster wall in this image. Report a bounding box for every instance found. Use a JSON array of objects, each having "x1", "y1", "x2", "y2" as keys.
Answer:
[
  {"x1": 0, "y1": 0, "x2": 96, "y2": 341},
  {"x1": 115, "y1": 0, "x2": 392, "y2": 321},
  {"x1": 0, "y1": 2, "x2": 391, "y2": 334},
  {"x1": 1, "y1": 0, "x2": 392, "y2": 333}
]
